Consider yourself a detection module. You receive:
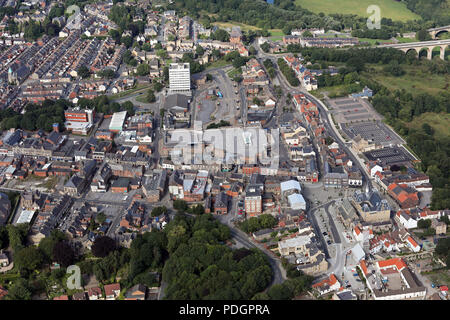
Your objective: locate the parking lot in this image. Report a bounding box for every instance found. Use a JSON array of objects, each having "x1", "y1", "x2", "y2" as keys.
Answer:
[
  {"x1": 342, "y1": 121, "x2": 405, "y2": 147},
  {"x1": 327, "y1": 97, "x2": 382, "y2": 124},
  {"x1": 193, "y1": 69, "x2": 241, "y2": 128},
  {"x1": 84, "y1": 188, "x2": 137, "y2": 203}
]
